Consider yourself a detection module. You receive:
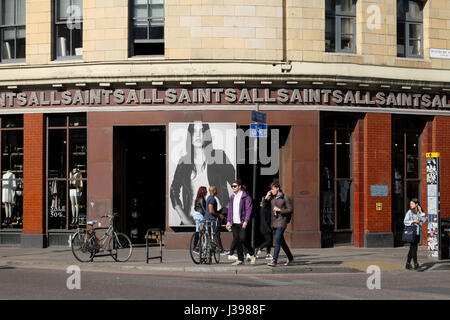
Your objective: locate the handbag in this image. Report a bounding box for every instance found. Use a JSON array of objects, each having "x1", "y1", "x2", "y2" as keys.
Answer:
[{"x1": 401, "y1": 225, "x2": 416, "y2": 243}]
